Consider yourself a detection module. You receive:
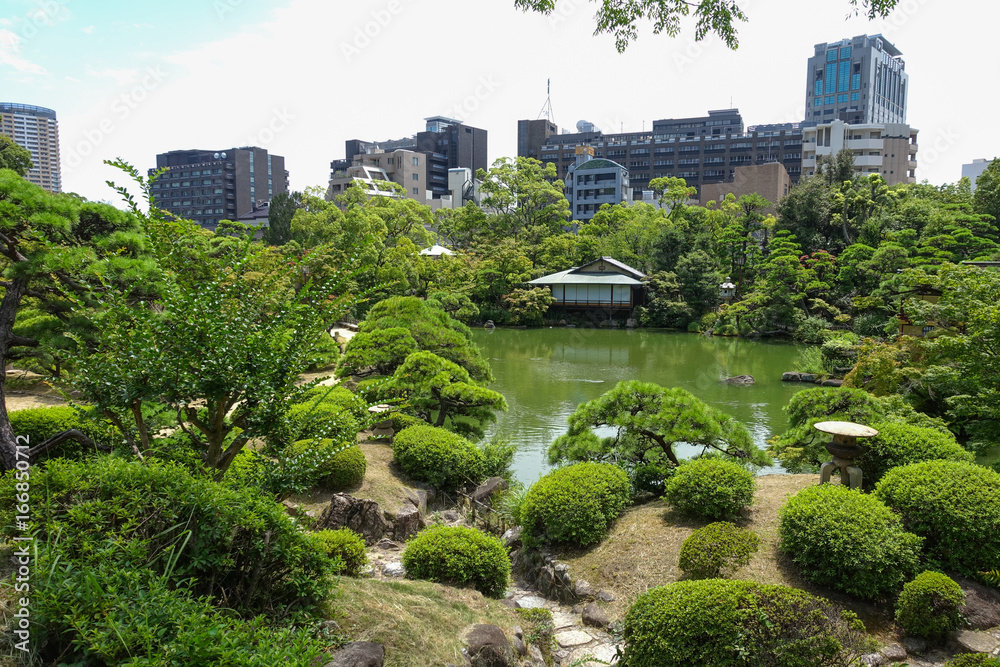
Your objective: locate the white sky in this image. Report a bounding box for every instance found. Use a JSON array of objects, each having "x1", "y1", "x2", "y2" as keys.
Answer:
[{"x1": 3, "y1": 0, "x2": 996, "y2": 202}]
